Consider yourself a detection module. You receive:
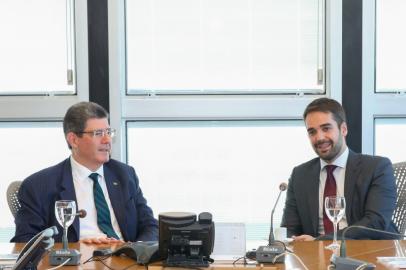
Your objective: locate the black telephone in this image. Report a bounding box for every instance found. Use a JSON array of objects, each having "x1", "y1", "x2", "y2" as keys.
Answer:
[
  {"x1": 112, "y1": 241, "x2": 160, "y2": 265},
  {"x1": 13, "y1": 226, "x2": 58, "y2": 270}
]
